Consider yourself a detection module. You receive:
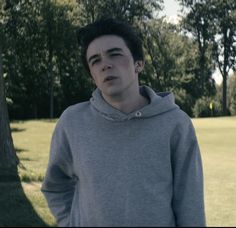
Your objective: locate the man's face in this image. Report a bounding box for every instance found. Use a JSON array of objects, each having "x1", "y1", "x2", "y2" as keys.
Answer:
[{"x1": 86, "y1": 35, "x2": 143, "y2": 99}]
